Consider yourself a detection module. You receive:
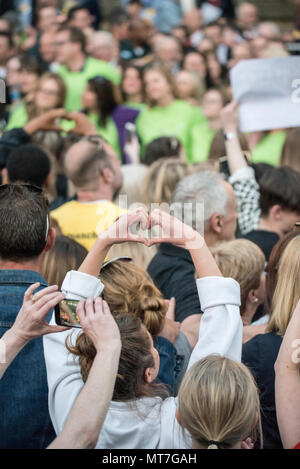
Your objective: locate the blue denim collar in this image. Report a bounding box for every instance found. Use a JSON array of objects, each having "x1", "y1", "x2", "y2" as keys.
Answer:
[{"x1": 0, "y1": 269, "x2": 48, "y2": 287}]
